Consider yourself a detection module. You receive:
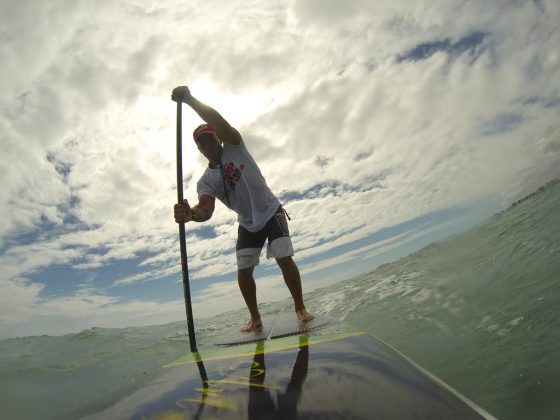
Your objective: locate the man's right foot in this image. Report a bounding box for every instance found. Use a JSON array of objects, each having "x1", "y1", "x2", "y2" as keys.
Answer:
[
  {"x1": 296, "y1": 309, "x2": 315, "y2": 323},
  {"x1": 241, "y1": 319, "x2": 263, "y2": 332}
]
